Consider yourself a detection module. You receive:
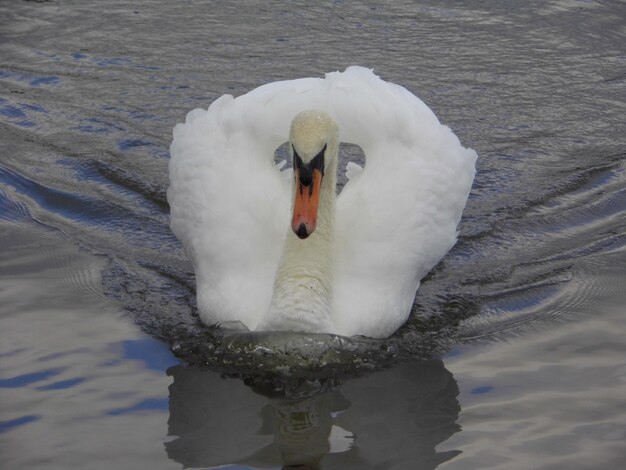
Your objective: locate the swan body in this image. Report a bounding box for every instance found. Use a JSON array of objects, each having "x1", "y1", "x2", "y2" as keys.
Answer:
[{"x1": 168, "y1": 66, "x2": 477, "y2": 338}]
